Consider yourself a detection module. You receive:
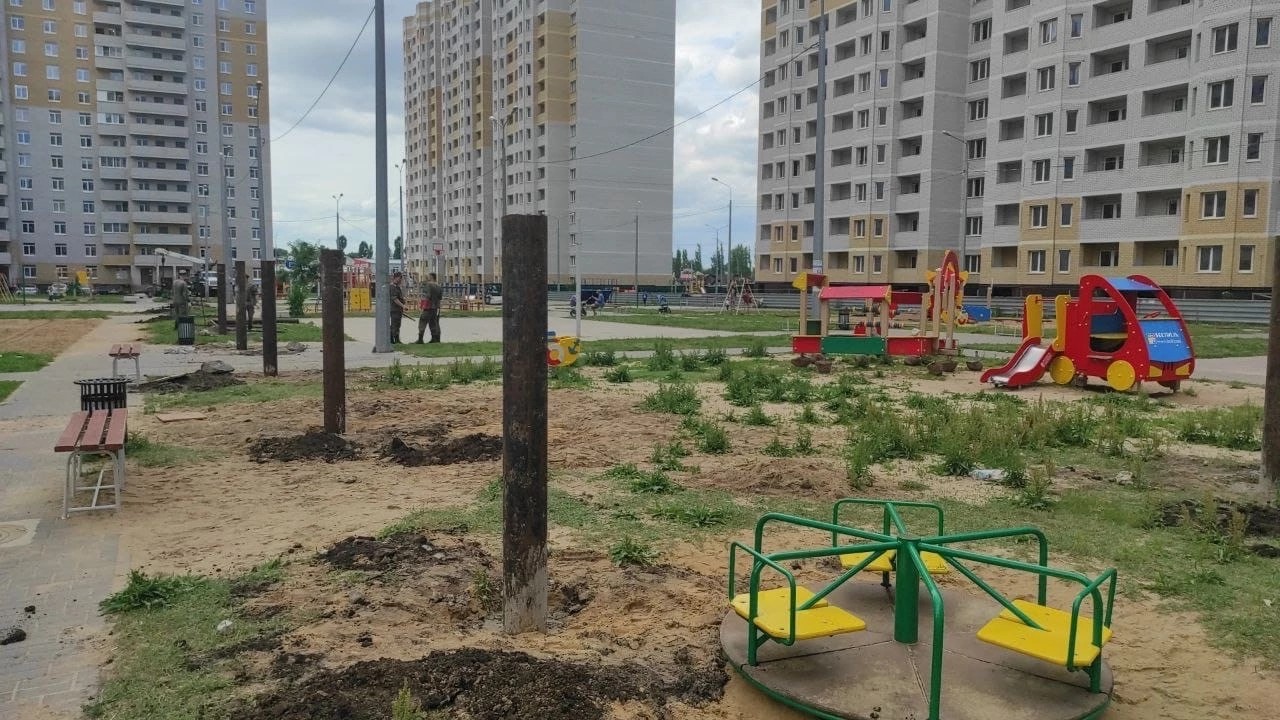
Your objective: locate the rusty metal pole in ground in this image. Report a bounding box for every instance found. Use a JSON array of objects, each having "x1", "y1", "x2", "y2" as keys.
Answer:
[
  {"x1": 502, "y1": 213, "x2": 549, "y2": 634},
  {"x1": 216, "y1": 263, "x2": 228, "y2": 334},
  {"x1": 1262, "y1": 237, "x2": 1280, "y2": 496},
  {"x1": 320, "y1": 249, "x2": 346, "y2": 434},
  {"x1": 235, "y1": 261, "x2": 248, "y2": 351},
  {"x1": 261, "y1": 259, "x2": 278, "y2": 376}
]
